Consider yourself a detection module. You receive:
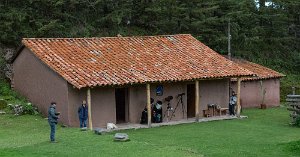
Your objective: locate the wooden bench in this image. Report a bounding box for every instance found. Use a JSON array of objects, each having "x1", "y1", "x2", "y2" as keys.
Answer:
[
  {"x1": 203, "y1": 104, "x2": 228, "y2": 117},
  {"x1": 215, "y1": 105, "x2": 229, "y2": 116},
  {"x1": 203, "y1": 109, "x2": 211, "y2": 117}
]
